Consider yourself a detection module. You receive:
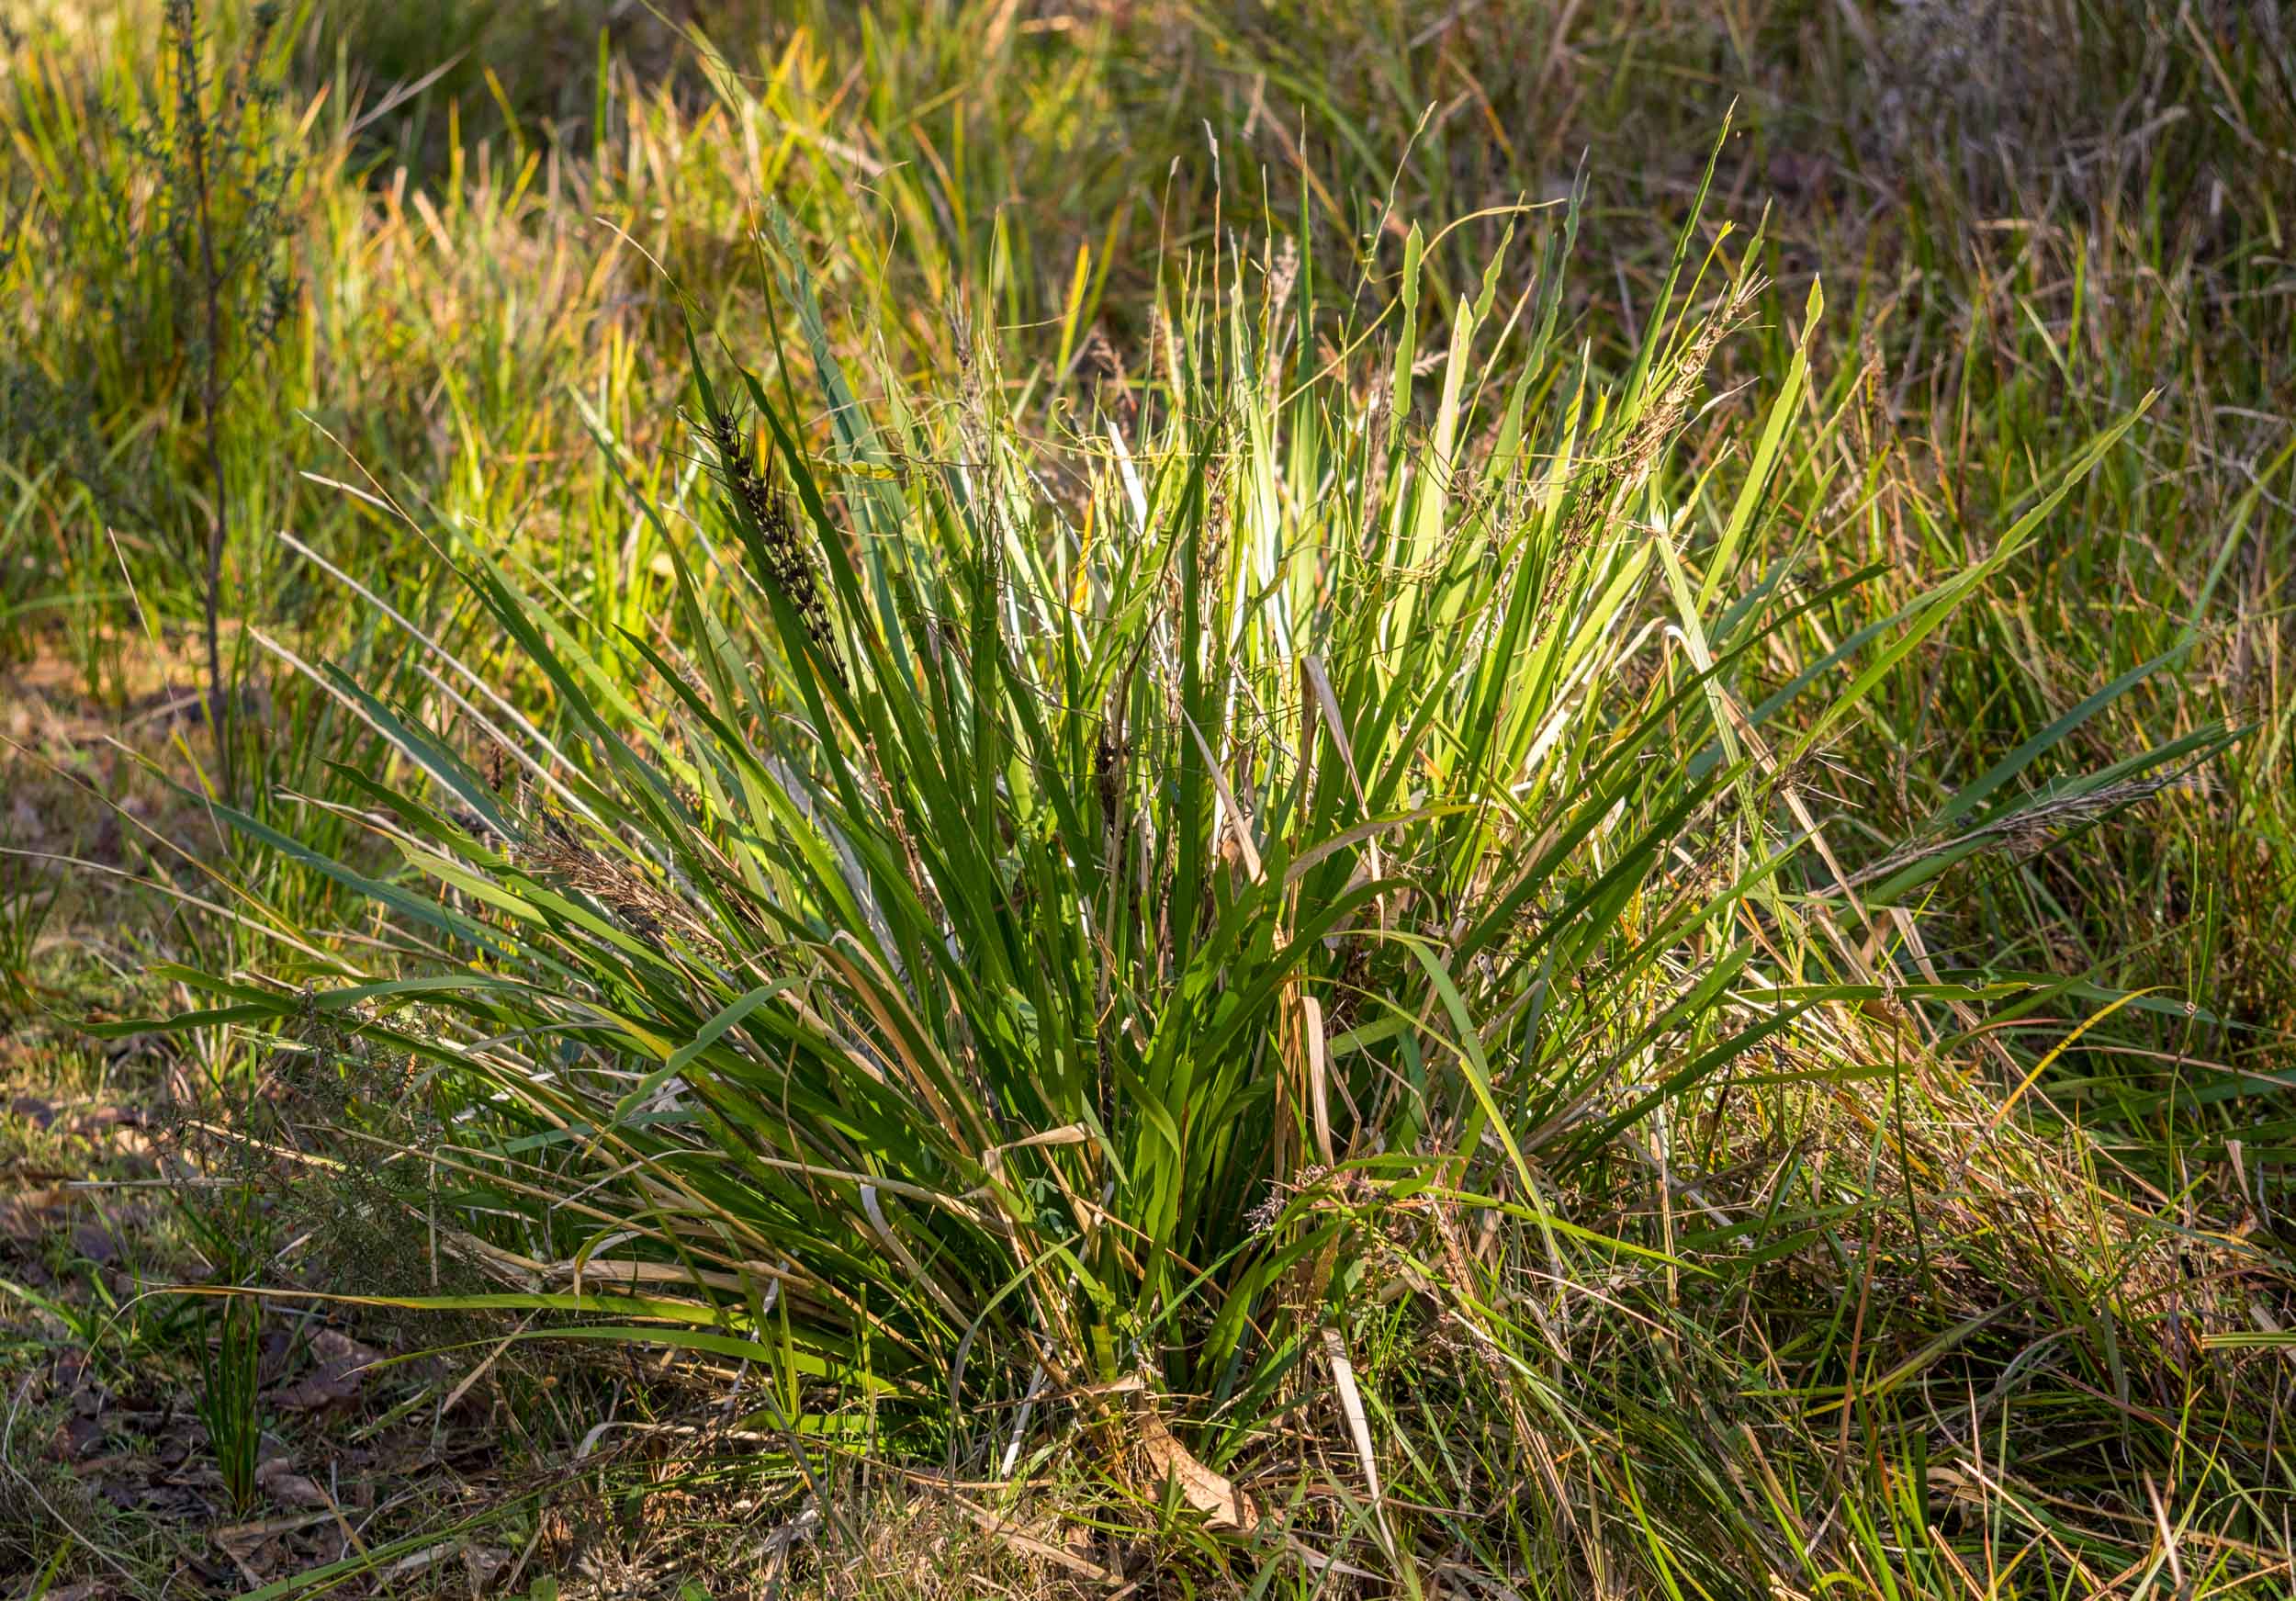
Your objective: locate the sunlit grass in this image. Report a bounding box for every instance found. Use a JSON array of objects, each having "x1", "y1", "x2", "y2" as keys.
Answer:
[{"x1": 3, "y1": 0, "x2": 2291, "y2": 1594}]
